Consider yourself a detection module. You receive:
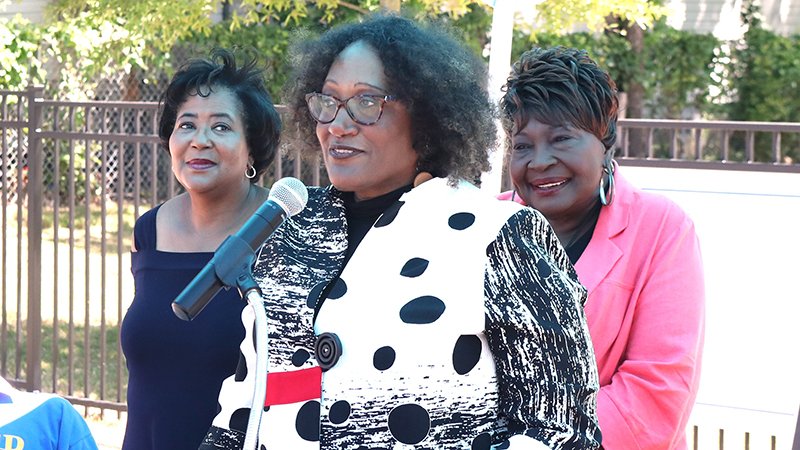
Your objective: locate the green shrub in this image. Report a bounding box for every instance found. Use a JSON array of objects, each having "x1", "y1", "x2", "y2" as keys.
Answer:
[
  {"x1": 515, "y1": 20, "x2": 720, "y2": 120},
  {"x1": 724, "y1": 0, "x2": 800, "y2": 162}
]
